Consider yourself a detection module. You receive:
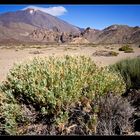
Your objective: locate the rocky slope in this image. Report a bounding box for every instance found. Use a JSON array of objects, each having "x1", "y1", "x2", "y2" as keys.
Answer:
[{"x1": 81, "y1": 25, "x2": 140, "y2": 44}]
